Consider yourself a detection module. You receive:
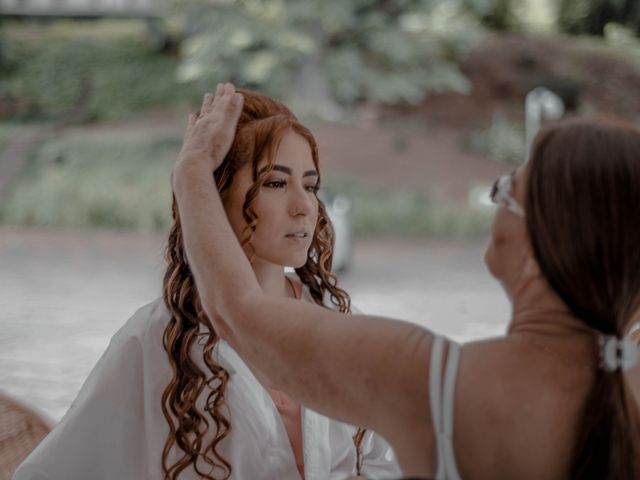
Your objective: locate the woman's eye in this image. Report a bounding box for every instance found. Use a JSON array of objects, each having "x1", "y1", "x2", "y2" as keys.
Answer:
[
  {"x1": 306, "y1": 185, "x2": 320, "y2": 193},
  {"x1": 264, "y1": 180, "x2": 286, "y2": 189}
]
